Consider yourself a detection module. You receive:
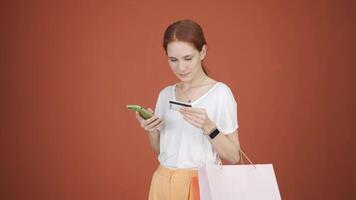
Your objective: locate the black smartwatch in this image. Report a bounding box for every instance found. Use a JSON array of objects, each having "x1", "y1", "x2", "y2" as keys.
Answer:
[{"x1": 208, "y1": 128, "x2": 220, "y2": 139}]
